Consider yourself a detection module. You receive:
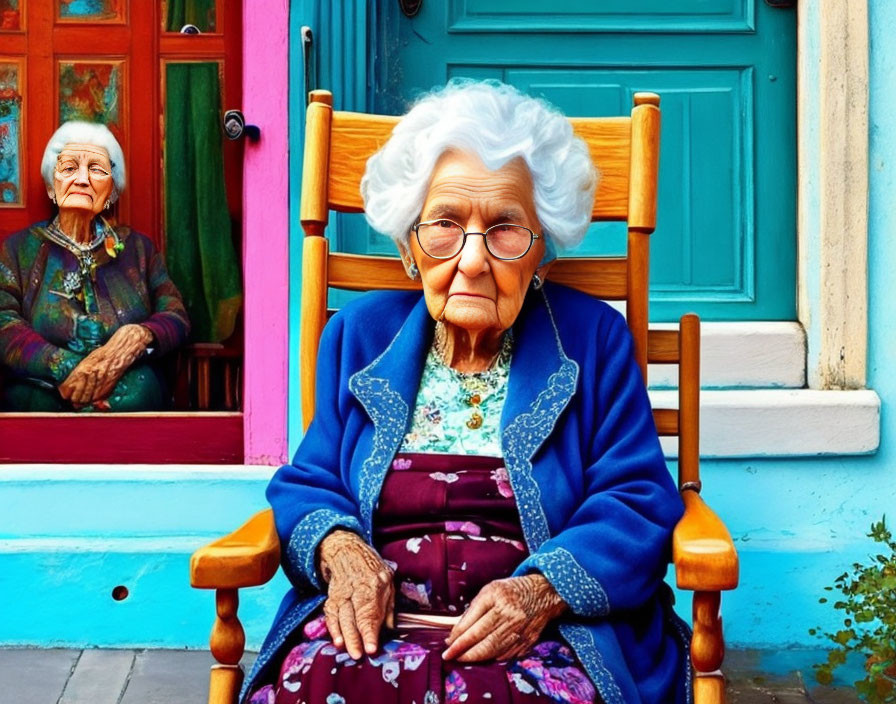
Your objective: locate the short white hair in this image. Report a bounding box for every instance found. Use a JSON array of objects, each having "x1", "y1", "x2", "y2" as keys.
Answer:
[
  {"x1": 41, "y1": 121, "x2": 126, "y2": 201},
  {"x1": 361, "y1": 80, "x2": 597, "y2": 254}
]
